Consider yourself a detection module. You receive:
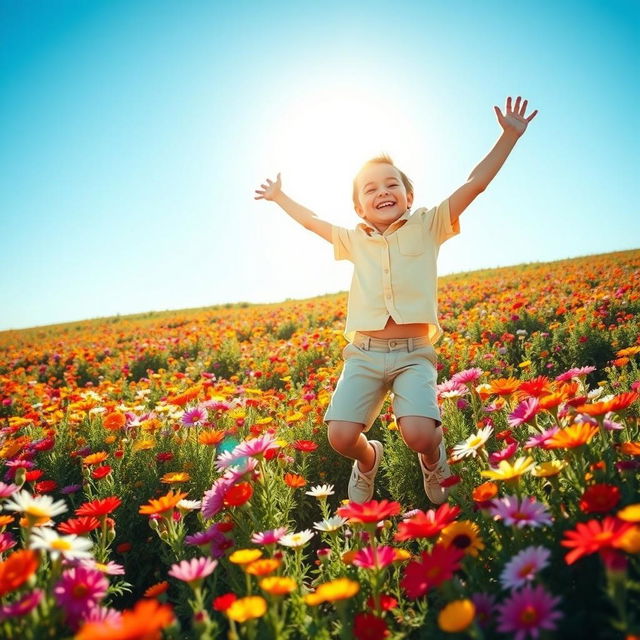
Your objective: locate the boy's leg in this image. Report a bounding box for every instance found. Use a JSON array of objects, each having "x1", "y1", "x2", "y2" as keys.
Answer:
[
  {"x1": 396, "y1": 416, "x2": 443, "y2": 467},
  {"x1": 327, "y1": 420, "x2": 376, "y2": 471}
]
